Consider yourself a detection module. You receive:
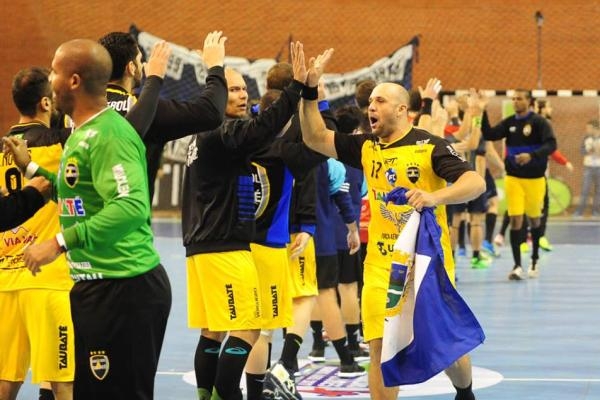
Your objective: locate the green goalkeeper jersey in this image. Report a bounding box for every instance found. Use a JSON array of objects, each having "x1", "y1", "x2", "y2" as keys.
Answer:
[{"x1": 43, "y1": 107, "x2": 160, "y2": 280}]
